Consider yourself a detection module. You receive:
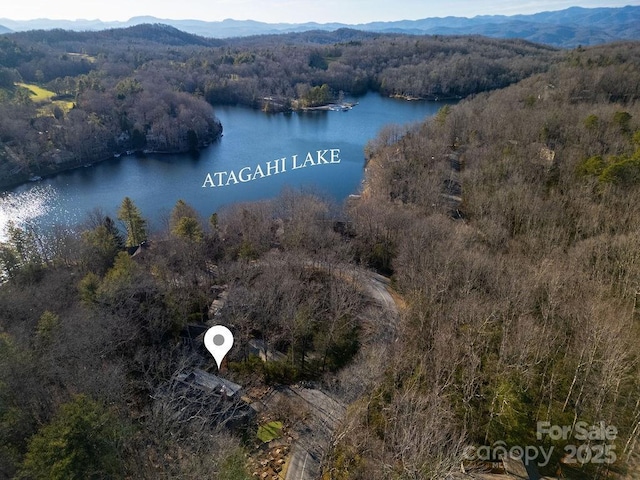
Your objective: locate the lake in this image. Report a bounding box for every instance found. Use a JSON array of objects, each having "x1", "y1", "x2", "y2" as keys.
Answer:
[{"x1": 1, "y1": 93, "x2": 451, "y2": 236}]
